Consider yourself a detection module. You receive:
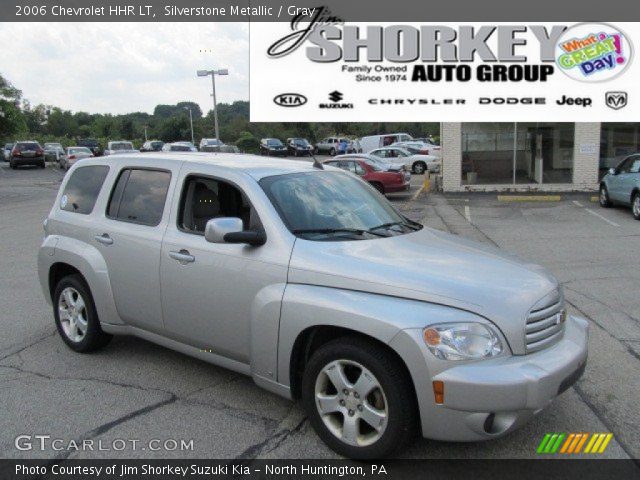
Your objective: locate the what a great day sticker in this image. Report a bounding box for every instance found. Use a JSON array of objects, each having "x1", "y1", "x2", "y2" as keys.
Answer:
[{"x1": 556, "y1": 22, "x2": 633, "y2": 82}]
